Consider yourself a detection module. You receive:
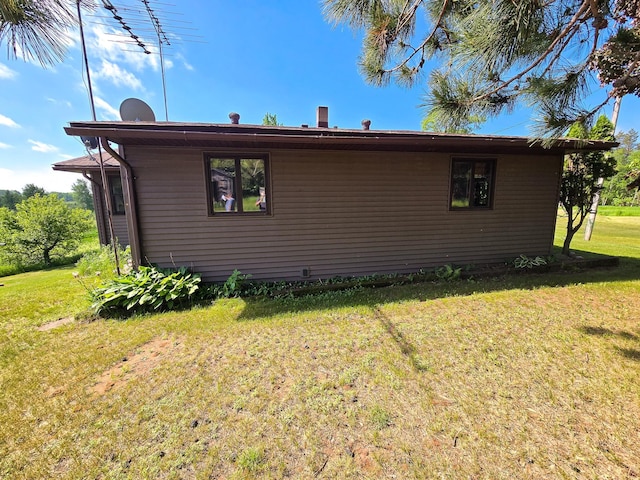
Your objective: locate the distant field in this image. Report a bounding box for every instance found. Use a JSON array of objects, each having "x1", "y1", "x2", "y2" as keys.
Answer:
[{"x1": 597, "y1": 205, "x2": 640, "y2": 216}]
